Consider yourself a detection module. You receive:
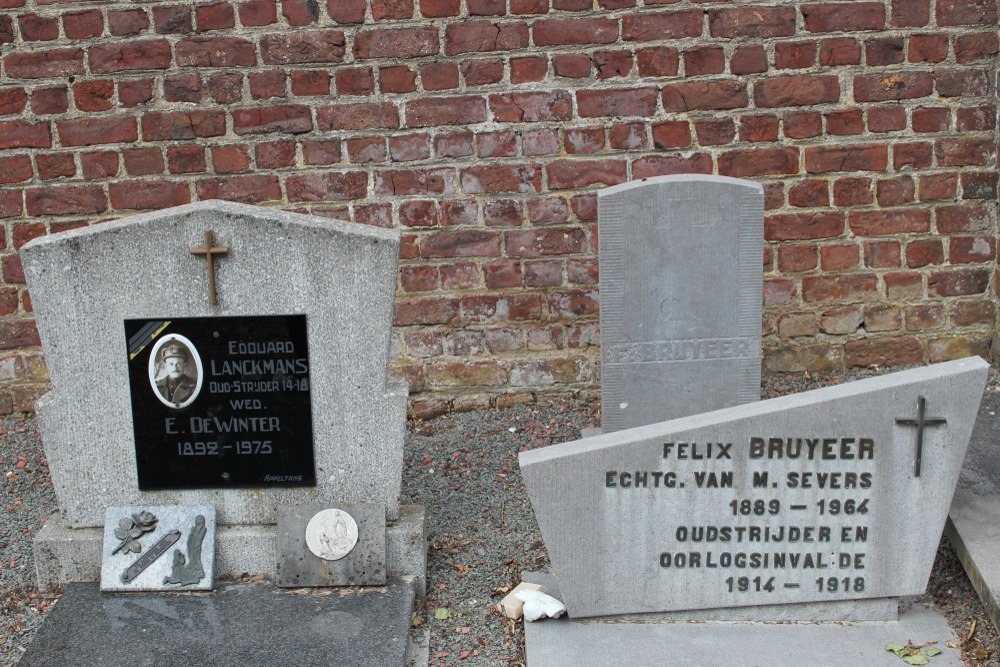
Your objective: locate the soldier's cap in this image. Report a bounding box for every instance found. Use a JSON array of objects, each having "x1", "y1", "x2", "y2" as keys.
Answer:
[{"x1": 160, "y1": 342, "x2": 187, "y2": 361}]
